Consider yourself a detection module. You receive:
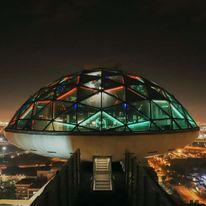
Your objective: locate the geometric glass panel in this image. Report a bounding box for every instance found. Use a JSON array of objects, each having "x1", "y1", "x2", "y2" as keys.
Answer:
[
  {"x1": 128, "y1": 121, "x2": 150, "y2": 132},
  {"x1": 101, "y1": 111, "x2": 124, "y2": 130}
]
